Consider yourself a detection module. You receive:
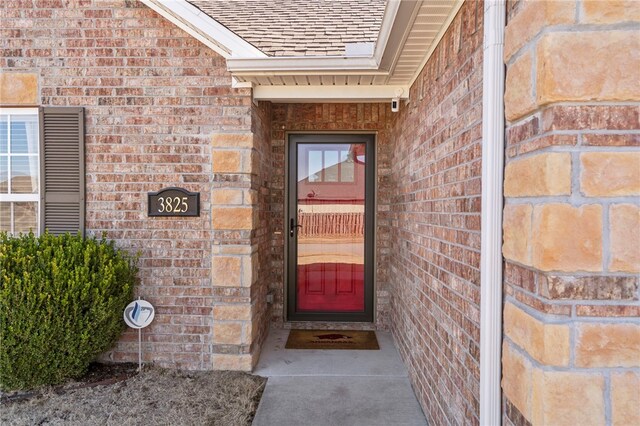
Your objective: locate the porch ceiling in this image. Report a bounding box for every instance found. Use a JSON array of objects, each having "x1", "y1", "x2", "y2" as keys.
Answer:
[{"x1": 141, "y1": 0, "x2": 464, "y2": 102}]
